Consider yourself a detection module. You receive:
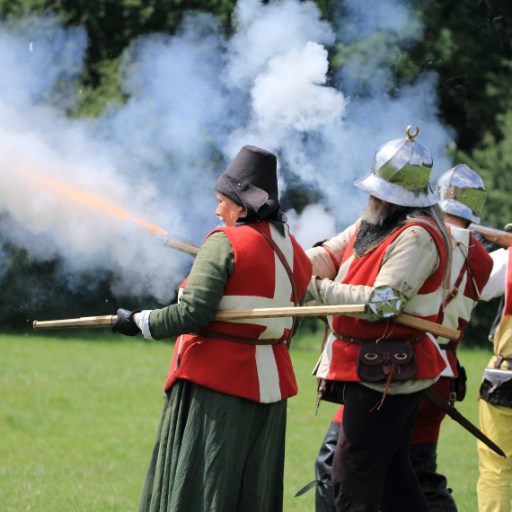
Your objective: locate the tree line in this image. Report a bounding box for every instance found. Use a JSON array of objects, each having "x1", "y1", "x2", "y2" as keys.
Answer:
[{"x1": 0, "y1": 0, "x2": 510, "y2": 344}]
